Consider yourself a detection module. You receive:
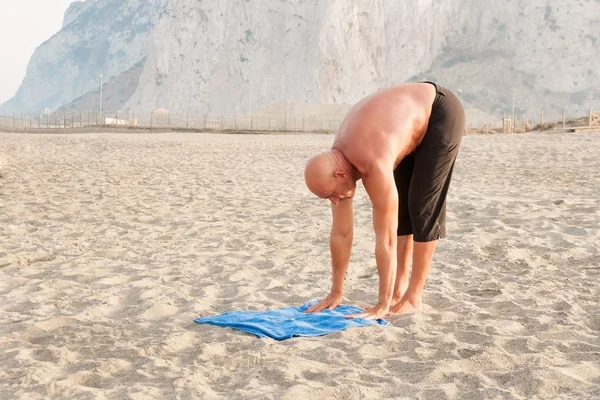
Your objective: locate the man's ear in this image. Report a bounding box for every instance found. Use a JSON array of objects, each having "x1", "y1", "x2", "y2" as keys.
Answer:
[{"x1": 334, "y1": 169, "x2": 346, "y2": 178}]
